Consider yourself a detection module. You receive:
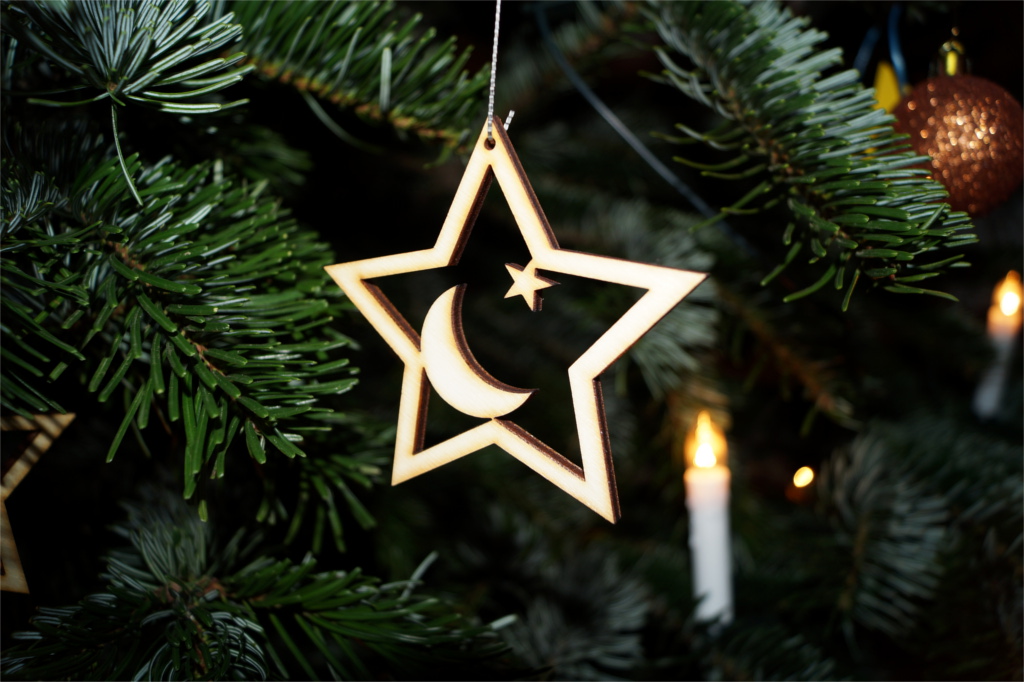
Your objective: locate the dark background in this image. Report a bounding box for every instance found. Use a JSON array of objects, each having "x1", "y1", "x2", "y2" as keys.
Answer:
[{"x1": 3, "y1": 3, "x2": 1021, "y2": 678}]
